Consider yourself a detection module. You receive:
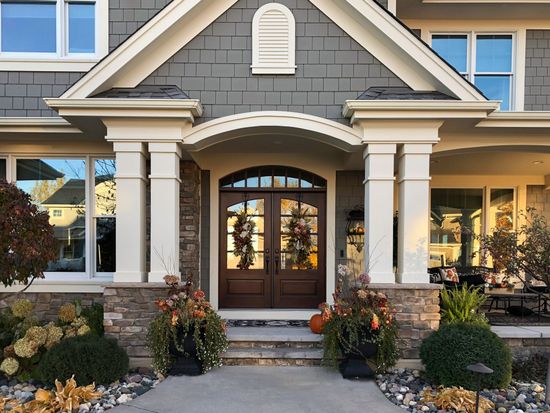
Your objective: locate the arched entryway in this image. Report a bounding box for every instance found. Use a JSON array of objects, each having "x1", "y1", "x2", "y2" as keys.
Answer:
[{"x1": 219, "y1": 166, "x2": 327, "y2": 309}]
